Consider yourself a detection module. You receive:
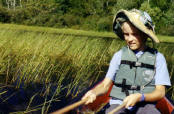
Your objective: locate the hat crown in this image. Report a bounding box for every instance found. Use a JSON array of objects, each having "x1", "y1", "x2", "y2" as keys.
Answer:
[{"x1": 130, "y1": 9, "x2": 155, "y2": 31}]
